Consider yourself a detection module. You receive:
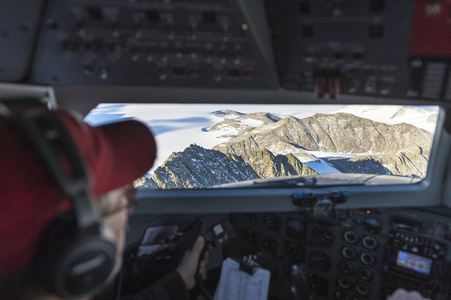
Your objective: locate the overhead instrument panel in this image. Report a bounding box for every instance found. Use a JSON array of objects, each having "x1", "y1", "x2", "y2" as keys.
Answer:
[
  {"x1": 0, "y1": 0, "x2": 46, "y2": 82},
  {"x1": 30, "y1": 0, "x2": 278, "y2": 89},
  {"x1": 4, "y1": 0, "x2": 451, "y2": 104},
  {"x1": 264, "y1": 0, "x2": 415, "y2": 100},
  {"x1": 263, "y1": 0, "x2": 451, "y2": 102}
]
